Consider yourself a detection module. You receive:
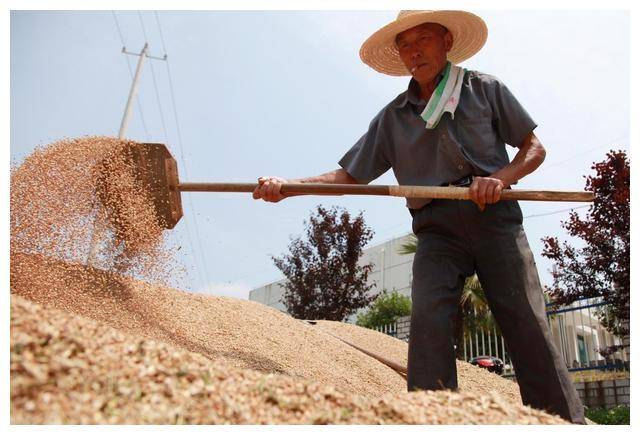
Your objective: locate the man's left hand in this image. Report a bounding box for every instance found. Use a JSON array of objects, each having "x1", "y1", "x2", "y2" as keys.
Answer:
[{"x1": 468, "y1": 176, "x2": 505, "y2": 211}]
